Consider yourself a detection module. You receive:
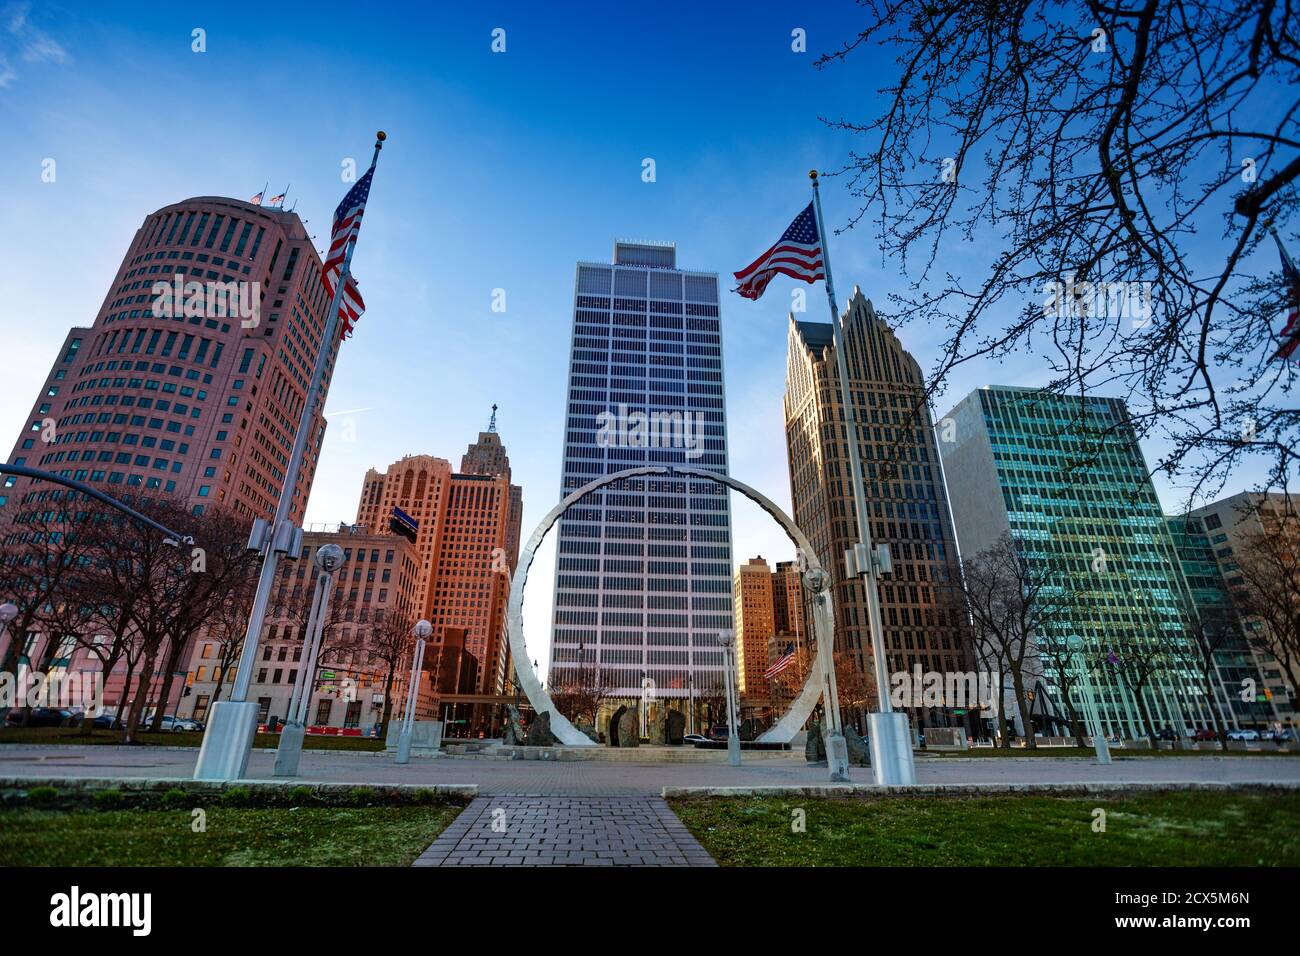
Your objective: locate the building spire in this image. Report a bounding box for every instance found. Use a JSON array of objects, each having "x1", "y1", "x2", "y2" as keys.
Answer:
[{"x1": 488, "y1": 403, "x2": 498, "y2": 433}]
